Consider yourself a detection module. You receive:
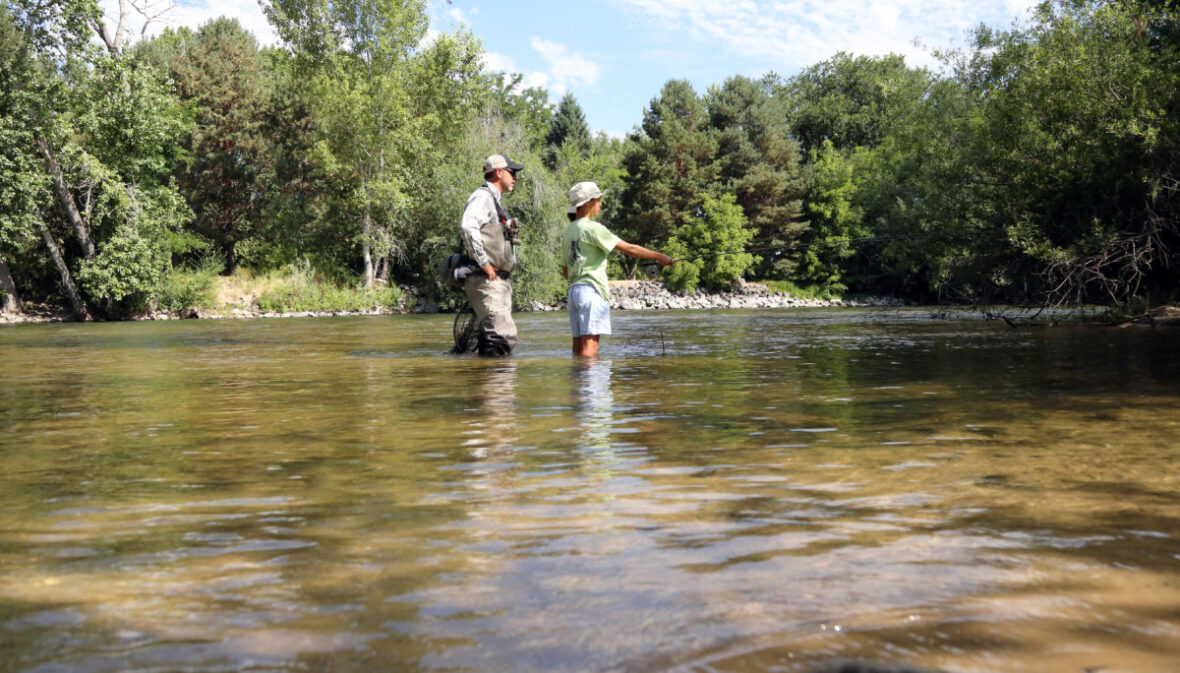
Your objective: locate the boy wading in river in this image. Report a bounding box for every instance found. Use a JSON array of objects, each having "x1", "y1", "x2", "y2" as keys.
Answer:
[{"x1": 561, "y1": 182, "x2": 676, "y2": 357}]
